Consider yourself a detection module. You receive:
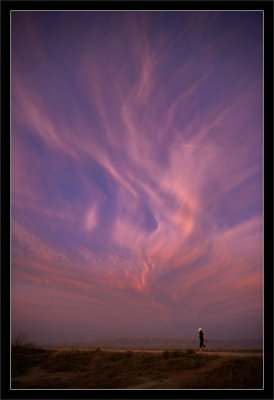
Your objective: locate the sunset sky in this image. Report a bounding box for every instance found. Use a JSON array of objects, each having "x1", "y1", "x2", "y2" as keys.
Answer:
[{"x1": 11, "y1": 11, "x2": 263, "y2": 344}]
